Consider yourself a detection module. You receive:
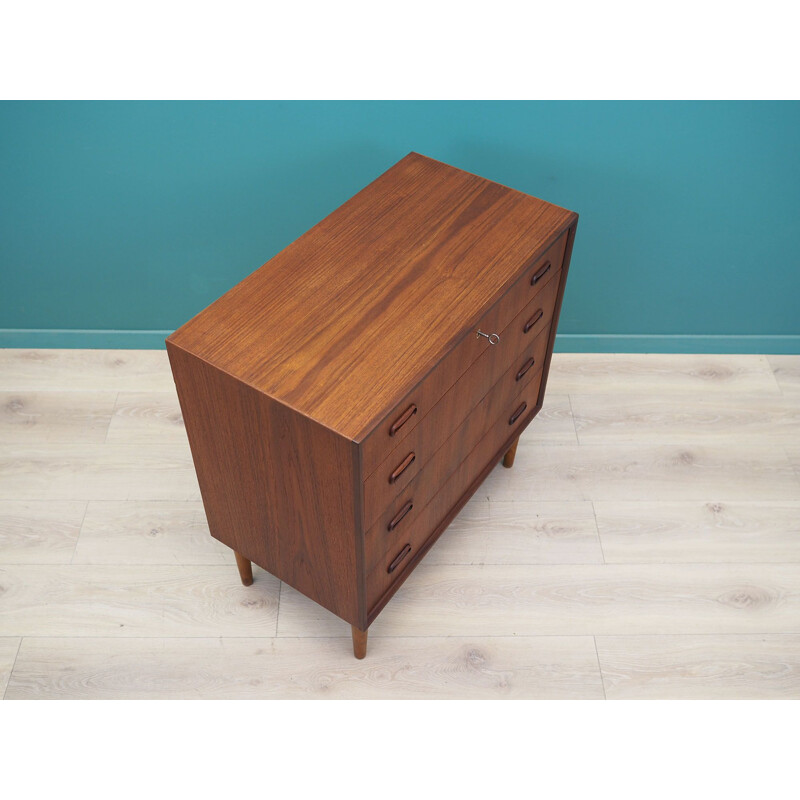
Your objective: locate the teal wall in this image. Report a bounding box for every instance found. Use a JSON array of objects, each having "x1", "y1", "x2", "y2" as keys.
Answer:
[{"x1": 1, "y1": 101, "x2": 798, "y2": 352}]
